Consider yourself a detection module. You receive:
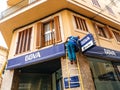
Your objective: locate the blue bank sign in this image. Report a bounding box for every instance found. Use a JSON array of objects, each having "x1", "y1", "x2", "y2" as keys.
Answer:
[
  {"x1": 80, "y1": 34, "x2": 95, "y2": 52},
  {"x1": 80, "y1": 34, "x2": 120, "y2": 60},
  {"x1": 84, "y1": 46, "x2": 120, "y2": 60},
  {"x1": 7, "y1": 43, "x2": 65, "y2": 69}
]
